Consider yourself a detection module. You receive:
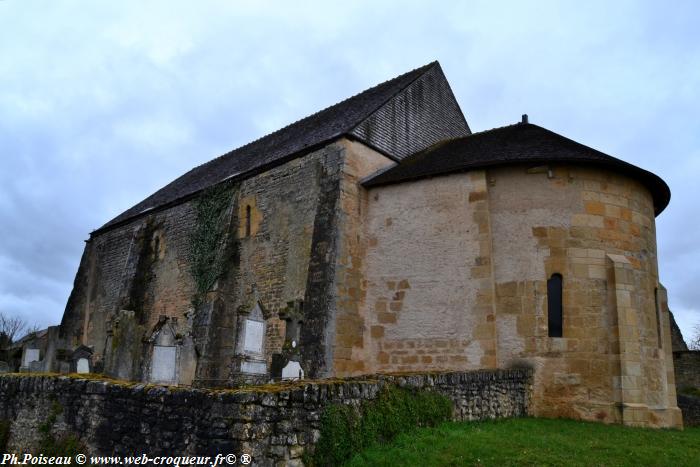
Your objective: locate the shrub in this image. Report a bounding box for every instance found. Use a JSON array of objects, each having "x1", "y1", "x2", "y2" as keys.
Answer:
[{"x1": 310, "y1": 386, "x2": 452, "y2": 466}]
